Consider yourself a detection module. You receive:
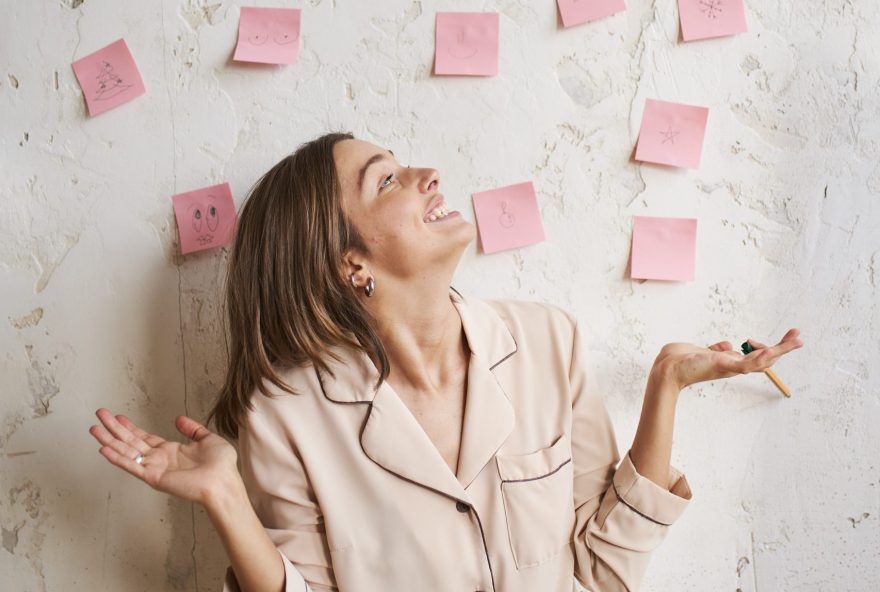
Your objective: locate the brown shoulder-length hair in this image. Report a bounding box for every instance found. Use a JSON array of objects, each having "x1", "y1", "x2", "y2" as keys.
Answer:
[{"x1": 207, "y1": 131, "x2": 389, "y2": 440}]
